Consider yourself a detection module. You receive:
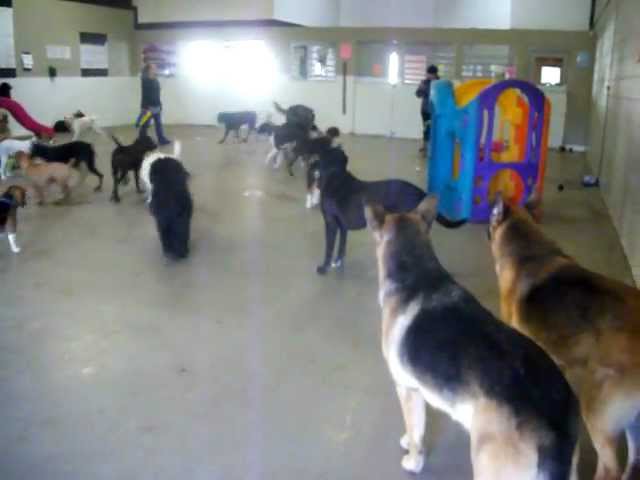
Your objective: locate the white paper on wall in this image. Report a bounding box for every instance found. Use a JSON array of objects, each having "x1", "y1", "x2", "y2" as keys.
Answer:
[
  {"x1": 80, "y1": 43, "x2": 108, "y2": 69},
  {"x1": 20, "y1": 52, "x2": 33, "y2": 70},
  {"x1": 46, "y1": 45, "x2": 72, "y2": 60},
  {"x1": 0, "y1": 7, "x2": 16, "y2": 69}
]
